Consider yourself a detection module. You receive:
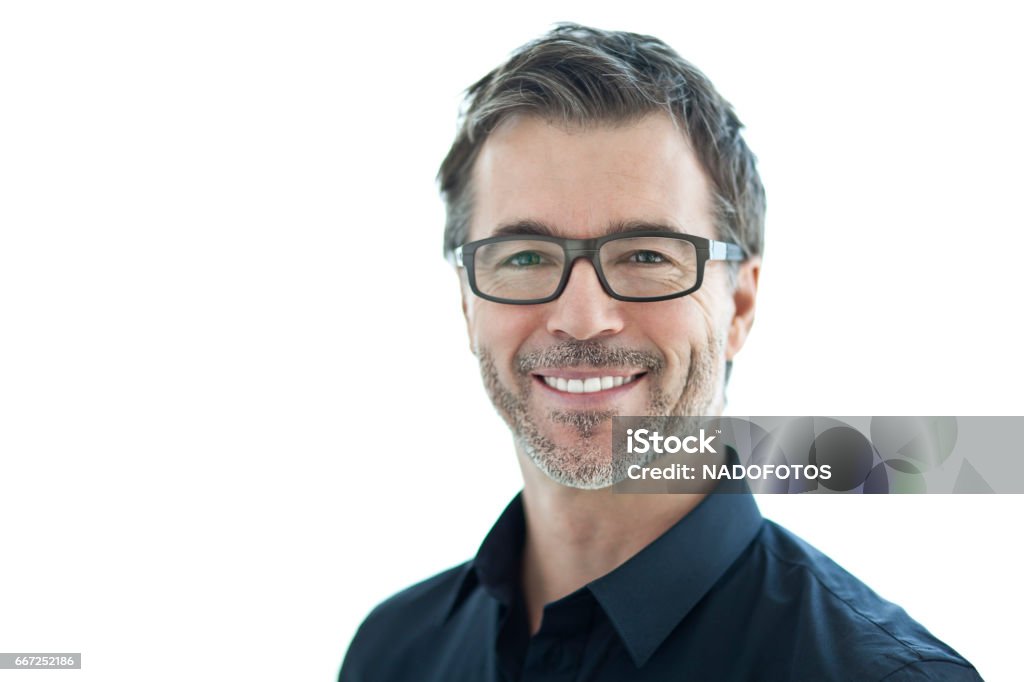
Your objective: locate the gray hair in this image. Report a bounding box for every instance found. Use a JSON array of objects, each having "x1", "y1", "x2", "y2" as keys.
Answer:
[{"x1": 438, "y1": 23, "x2": 765, "y2": 267}]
